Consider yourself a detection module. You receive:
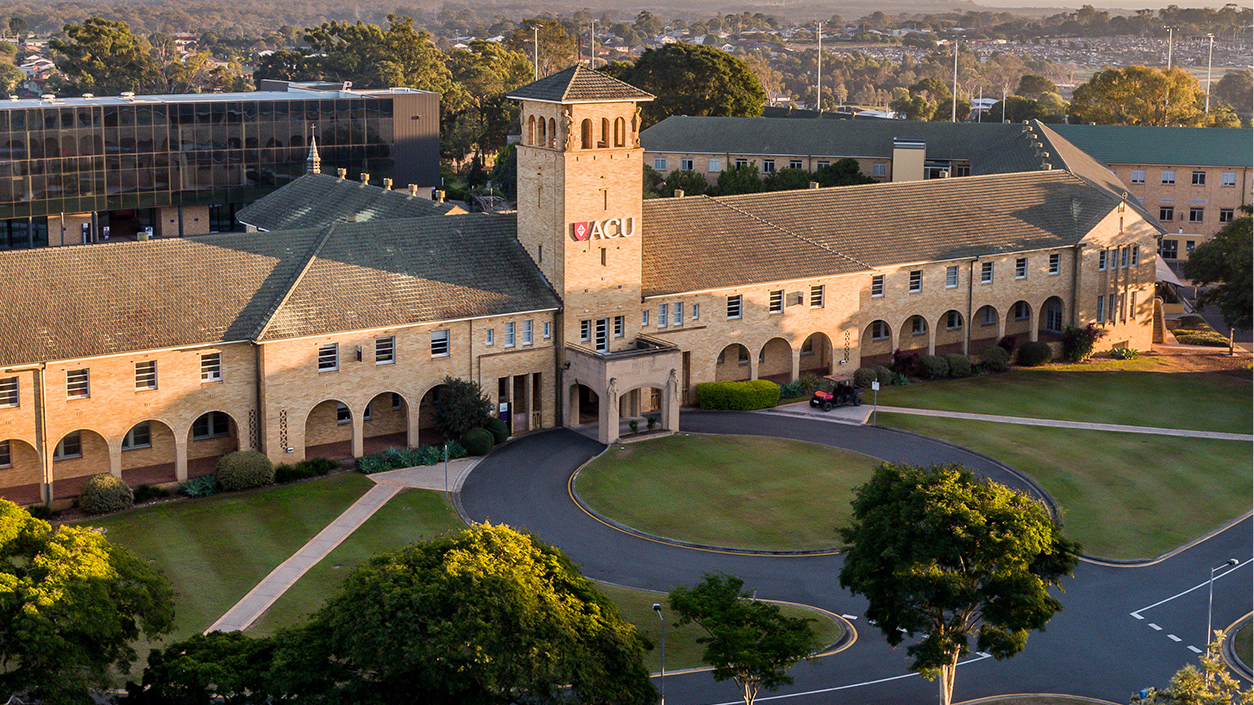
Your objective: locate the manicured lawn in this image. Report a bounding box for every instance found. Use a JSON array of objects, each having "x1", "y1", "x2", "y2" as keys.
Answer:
[
  {"x1": 874, "y1": 362, "x2": 1251, "y2": 434},
  {"x1": 76, "y1": 473, "x2": 375, "y2": 640},
  {"x1": 878, "y1": 413, "x2": 1253, "y2": 560},
  {"x1": 1237, "y1": 622, "x2": 1252, "y2": 670},
  {"x1": 595, "y1": 582, "x2": 844, "y2": 673},
  {"x1": 577, "y1": 434, "x2": 882, "y2": 551}
]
